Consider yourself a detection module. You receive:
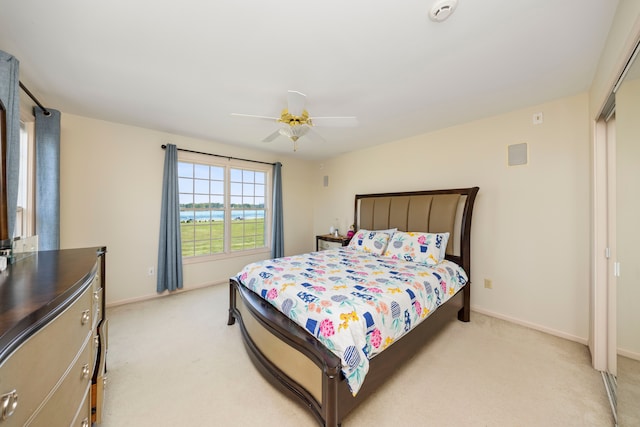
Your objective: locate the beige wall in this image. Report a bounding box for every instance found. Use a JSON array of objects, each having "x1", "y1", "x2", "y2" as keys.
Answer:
[
  {"x1": 313, "y1": 94, "x2": 591, "y2": 342},
  {"x1": 60, "y1": 114, "x2": 315, "y2": 305}
]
